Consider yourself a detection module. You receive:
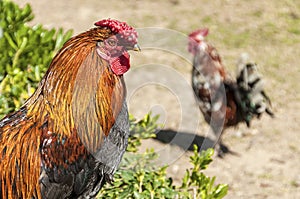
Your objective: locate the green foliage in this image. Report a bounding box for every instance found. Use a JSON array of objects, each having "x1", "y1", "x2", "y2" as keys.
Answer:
[
  {"x1": 0, "y1": 0, "x2": 72, "y2": 118},
  {"x1": 179, "y1": 146, "x2": 228, "y2": 199},
  {"x1": 127, "y1": 113, "x2": 159, "y2": 152},
  {"x1": 99, "y1": 148, "x2": 178, "y2": 199},
  {"x1": 99, "y1": 115, "x2": 228, "y2": 199},
  {"x1": 118, "y1": 115, "x2": 228, "y2": 199}
]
